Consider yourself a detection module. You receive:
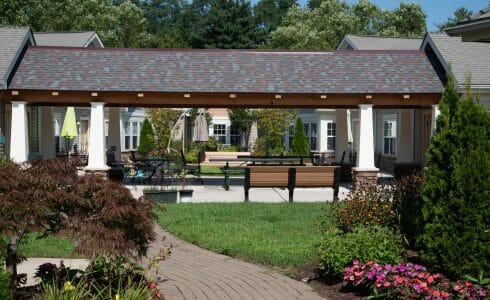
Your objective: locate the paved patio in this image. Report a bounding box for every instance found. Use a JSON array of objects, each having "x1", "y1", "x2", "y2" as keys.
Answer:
[
  {"x1": 125, "y1": 176, "x2": 352, "y2": 203},
  {"x1": 144, "y1": 225, "x2": 326, "y2": 300}
]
